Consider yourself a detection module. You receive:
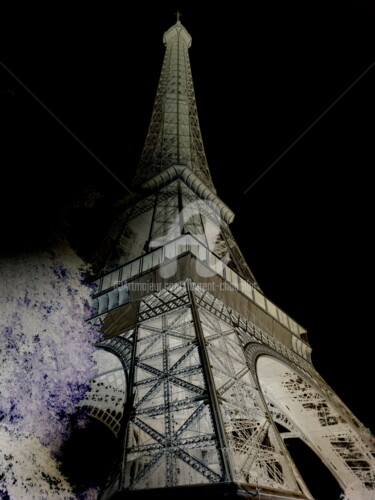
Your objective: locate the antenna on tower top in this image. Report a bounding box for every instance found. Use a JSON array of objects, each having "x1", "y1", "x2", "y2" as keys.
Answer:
[{"x1": 175, "y1": 9, "x2": 182, "y2": 23}]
